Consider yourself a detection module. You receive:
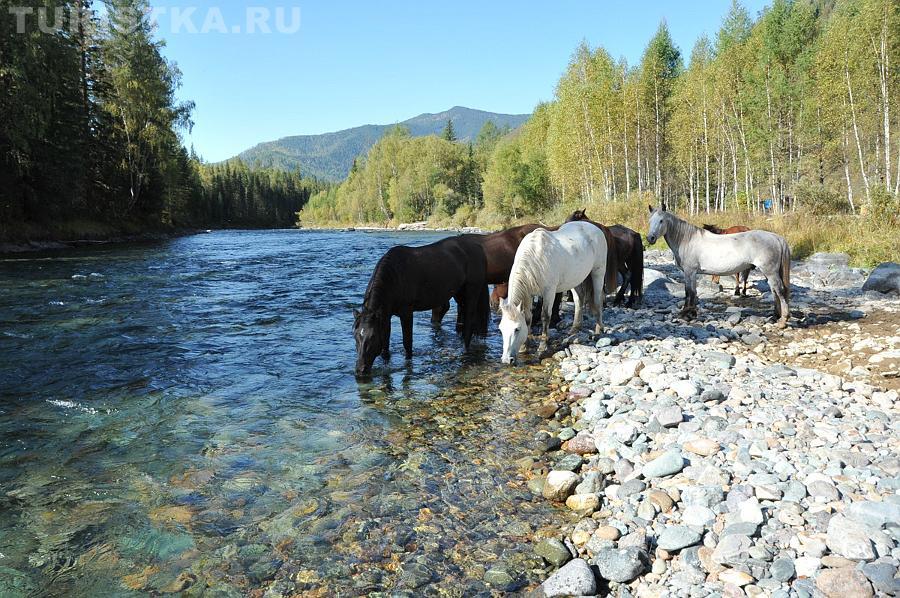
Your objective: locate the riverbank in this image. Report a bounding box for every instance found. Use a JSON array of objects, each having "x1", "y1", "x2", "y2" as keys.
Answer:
[
  {"x1": 0, "y1": 219, "x2": 208, "y2": 255},
  {"x1": 518, "y1": 250, "x2": 899, "y2": 596}
]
